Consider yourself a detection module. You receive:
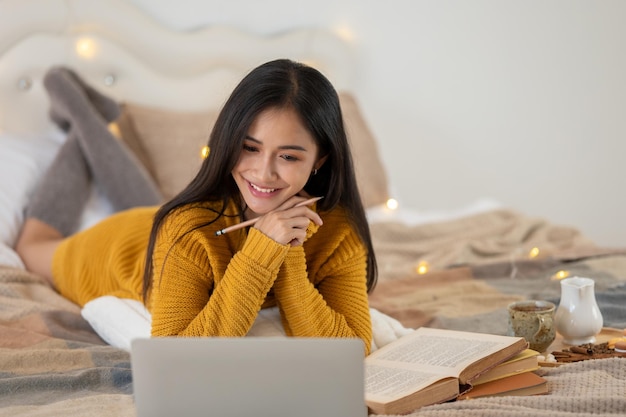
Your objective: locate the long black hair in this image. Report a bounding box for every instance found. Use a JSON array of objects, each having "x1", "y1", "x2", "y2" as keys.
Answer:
[{"x1": 142, "y1": 59, "x2": 377, "y2": 299}]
